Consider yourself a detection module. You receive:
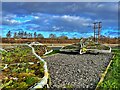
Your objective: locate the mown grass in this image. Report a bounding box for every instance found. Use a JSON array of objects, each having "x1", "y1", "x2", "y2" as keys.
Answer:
[{"x1": 98, "y1": 49, "x2": 120, "y2": 90}]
